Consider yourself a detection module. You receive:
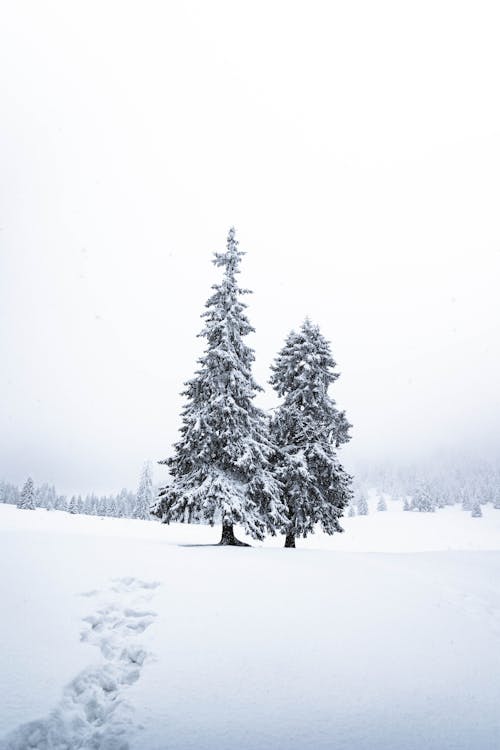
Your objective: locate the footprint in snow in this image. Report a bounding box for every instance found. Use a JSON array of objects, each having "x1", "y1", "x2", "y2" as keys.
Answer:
[{"x1": 0, "y1": 577, "x2": 160, "y2": 750}]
